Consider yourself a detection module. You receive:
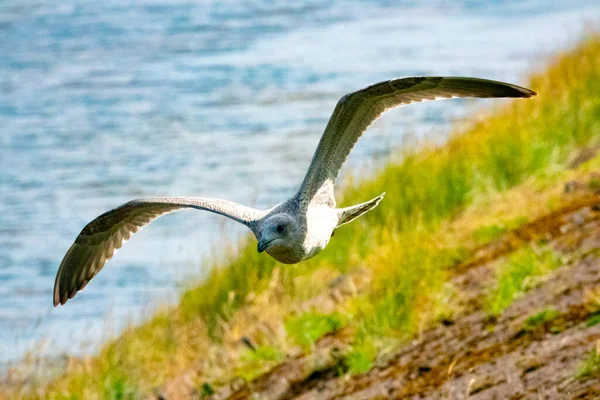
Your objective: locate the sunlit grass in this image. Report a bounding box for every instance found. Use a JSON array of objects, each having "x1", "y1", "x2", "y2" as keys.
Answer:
[
  {"x1": 285, "y1": 312, "x2": 347, "y2": 350},
  {"x1": 236, "y1": 345, "x2": 284, "y2": 381},
  {"x1": 344, "y1": 328, "x2": 378, "y2": 374},
  {"x1": 10, "y1": 35, "x2": 600, "y2": 398},
  {"x1": 486, "y1": 246, "x2": 563, "y2": 316},
  {"x1": 472, "y1": 224, "x2": 509, "y2": 245}
]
